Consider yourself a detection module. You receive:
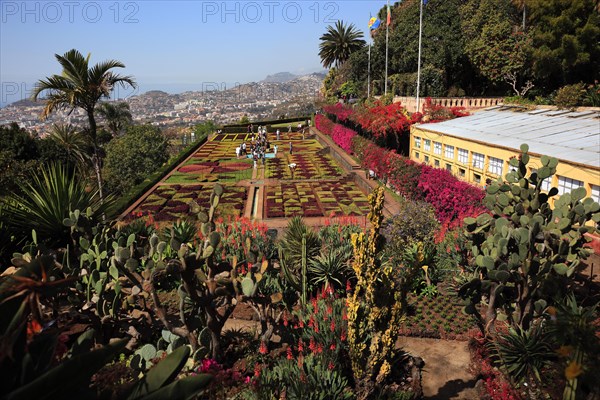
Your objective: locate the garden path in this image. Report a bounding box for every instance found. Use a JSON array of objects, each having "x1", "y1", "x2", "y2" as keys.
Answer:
[{"x1": 398, "y1": 336, "x2": 478, "y2": 399}]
